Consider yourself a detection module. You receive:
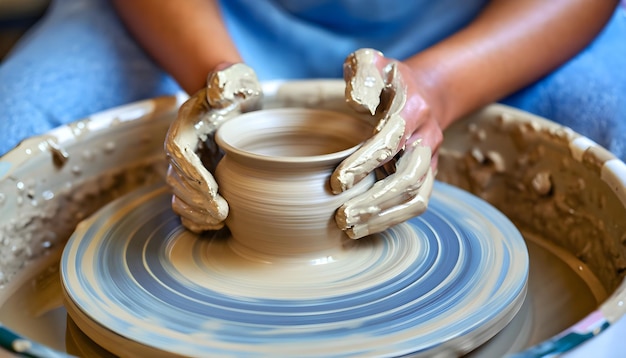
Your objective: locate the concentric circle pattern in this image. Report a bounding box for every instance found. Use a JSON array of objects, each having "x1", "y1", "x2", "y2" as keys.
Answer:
[{"x1": 61, "y1": 181, "x2": 529, "y2": 357}]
